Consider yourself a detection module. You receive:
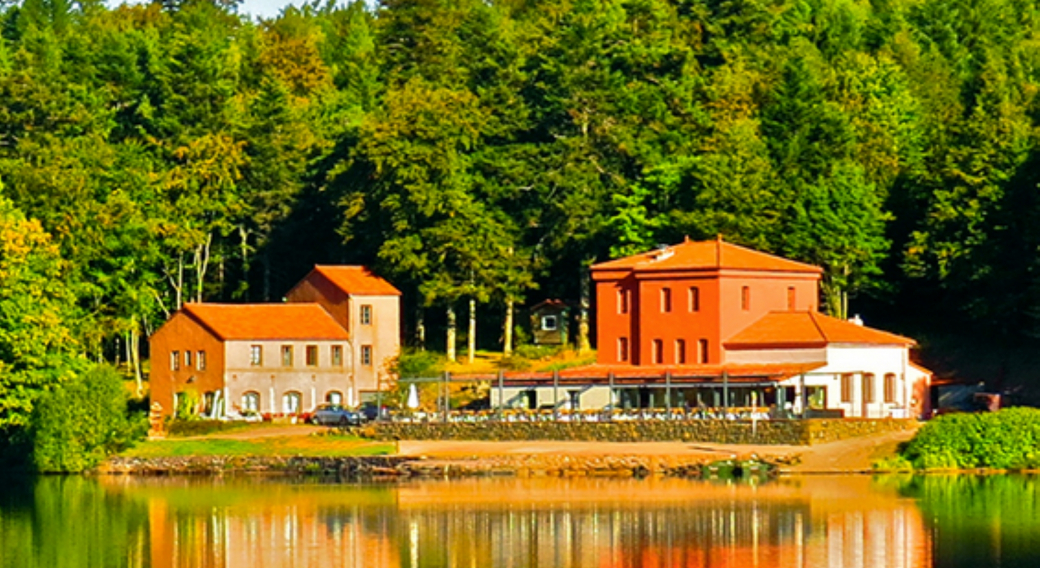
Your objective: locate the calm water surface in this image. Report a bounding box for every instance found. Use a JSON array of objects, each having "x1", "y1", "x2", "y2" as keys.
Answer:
[{"x1": 1, "y1": 473, "x2": 1039, "y2": 568}]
